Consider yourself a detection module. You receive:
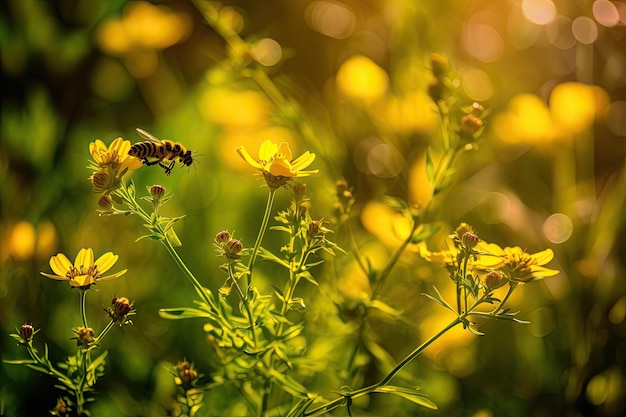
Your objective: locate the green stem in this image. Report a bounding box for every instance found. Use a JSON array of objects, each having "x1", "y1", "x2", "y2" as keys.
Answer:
[
  {"x1": 304, "y1": 317, "x2": 463, "y2": 416},
  {"x1": 491, "y1": 283, "x2": 517, "y2": 315},
  {"x1": 247, "y1": 189, "x2": 276, "y2": 291},
  {"x1": 80, "y1": 290, "x2": 88, "y2": 328},
  {"x1": 228, "y1": 263, "x2": 258, "y2": 346},
  {"x1": 95, "y1": 320, "x2": 116, "y2": 343},
  {"x1": 162, "y1": 237, "x2": 210, "y2": 306},
  {"x1": 372, "y1": 220, "x2": 419, "y2": 294}
]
